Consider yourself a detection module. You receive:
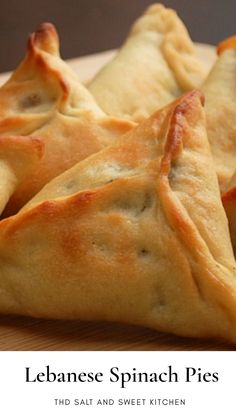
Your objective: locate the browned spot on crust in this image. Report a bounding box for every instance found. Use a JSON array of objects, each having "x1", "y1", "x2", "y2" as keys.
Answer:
[
  {"x1": 33, "y1": 53, "x2": 70, "y2": 98},
  {"x1": 222, "y1": 187, "x2": 236, "y2": 205},
  {"x1": 25, "y1": 23, "x2": 69, "y2": 100},
  {"x1": 217, "y1": 36, "x2": 236, "y2": 55},
  {"x1": 0, "y1": 191, "x2": 96, "y2": 237},
  {"x1": 70, "y1": 191, "x2": 96, "y2": 207},
  {"x1": 27, "y1": 22, "x2": 59, "y2": 55},
  {"x1": 0, "y1": 116, "x2": 32, "y2": 132},
  {"x1": 0, "y1": 135, "x2": 44, "y2": 159},
  {"x1": 60, "y1": 231, "x2": 82, "y2": 260},
  {"x1": 160, "y1": 90, "x2": 204, "y2": 176},
  {"x1": 222, "y1": 187, "x2": 236, "y2": 256}
]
